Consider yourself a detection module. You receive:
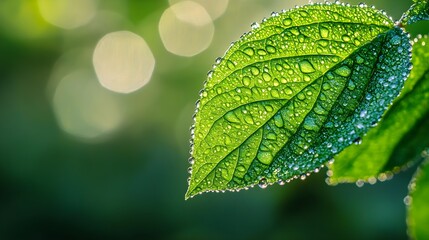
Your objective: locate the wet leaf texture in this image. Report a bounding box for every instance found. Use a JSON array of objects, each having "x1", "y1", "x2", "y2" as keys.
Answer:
[
  {"x1": 407, "y1": 156, "x2": 429, "y2": 240},
  {"x1": 329, "y1": 35, "x2": 429, "y2": 184},
  {"x1": 400, "y1": 0, "x2": 429, "y2": 26},
  {"x1": 186, "y1": 2, "x2": 411, "y2": 199}
]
